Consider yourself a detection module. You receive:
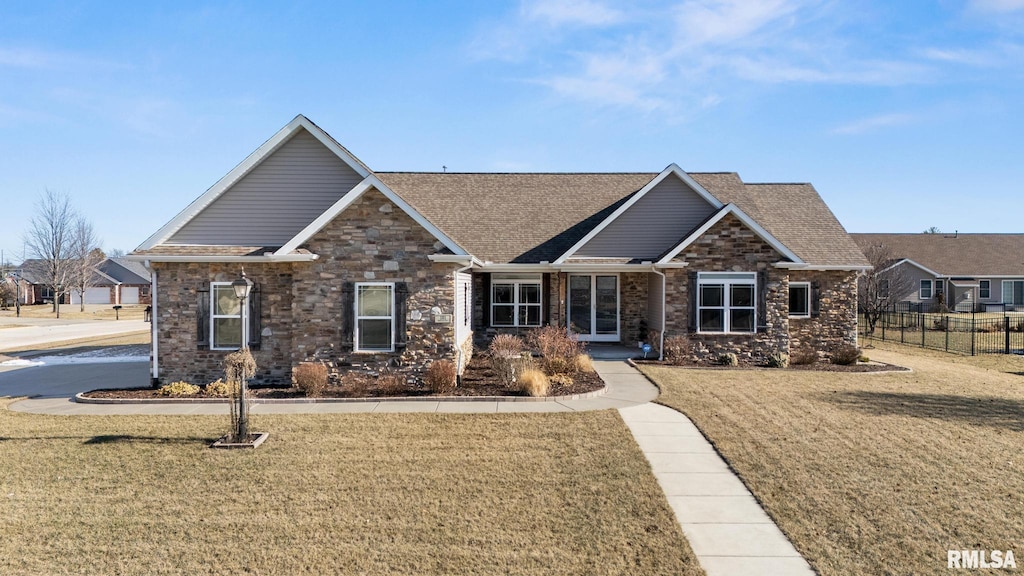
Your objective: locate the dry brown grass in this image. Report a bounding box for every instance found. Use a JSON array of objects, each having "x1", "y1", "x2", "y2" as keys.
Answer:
[
  {"x1": 640, "y1": 343, "x2": 1024, "y2": 575},
  {"x1": 0, "y1": 403, "x2": 702, "y2": 575},
  {"x1": 519, "y1": 369, "x2": 550, "y2": 397}
]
